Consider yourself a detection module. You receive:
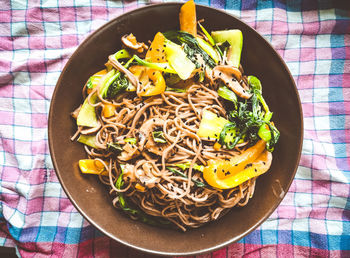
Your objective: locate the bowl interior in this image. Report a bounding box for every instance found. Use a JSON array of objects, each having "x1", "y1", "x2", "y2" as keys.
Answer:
[{"x1": 49, "y1": 3, "x2": 302, "y2": 256}]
